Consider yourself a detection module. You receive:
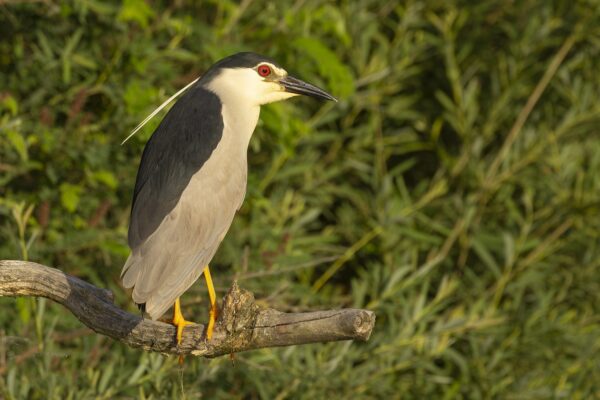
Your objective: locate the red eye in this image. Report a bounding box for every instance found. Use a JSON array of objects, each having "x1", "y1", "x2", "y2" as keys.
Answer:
[{"x1": 257, "y1": 64, "x2": 271, "y2": 77}]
